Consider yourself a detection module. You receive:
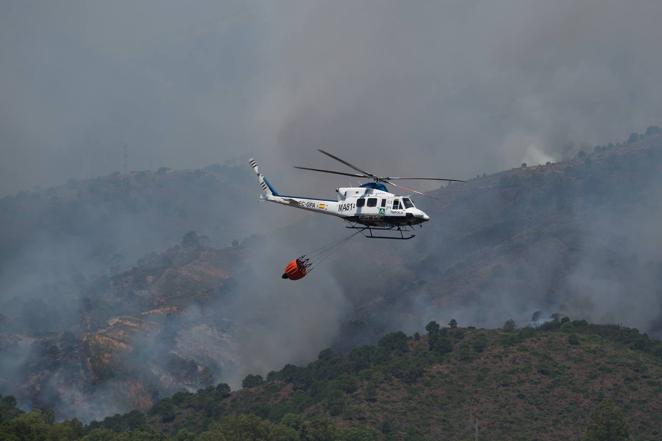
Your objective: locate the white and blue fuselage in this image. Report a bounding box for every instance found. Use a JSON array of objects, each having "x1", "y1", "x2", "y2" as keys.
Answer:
[{"x1": 249, "y1": 159, "x2": 430, "y2": 228}]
